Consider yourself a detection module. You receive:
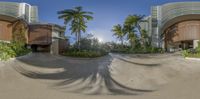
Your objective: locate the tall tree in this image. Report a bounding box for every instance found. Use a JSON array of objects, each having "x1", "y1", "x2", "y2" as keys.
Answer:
[
  {"x1": 112, "y1": 24, "x2": 125, "y2": 45},
  {"x1": 125, "y1": 15, "x2": 145, "y2": 34},
  {"x1": 58, "y1": 6, "x2": 93, "y2": 49},
  {"x1": 141, "y1": 29, "x2": 149, "y2": 47},
  {"x1": 125, "y1": 25, "x2": 137, "y2": 48},
  {"x1": 124, "y1": 15, "x2": 145, "y2": 48}
]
